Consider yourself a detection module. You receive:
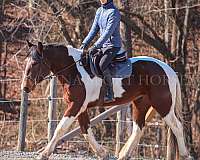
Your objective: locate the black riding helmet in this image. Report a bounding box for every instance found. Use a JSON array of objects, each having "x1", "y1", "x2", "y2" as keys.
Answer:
[{"x1": 101, "y1": 0, "x2": 113, "y2": 6}]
